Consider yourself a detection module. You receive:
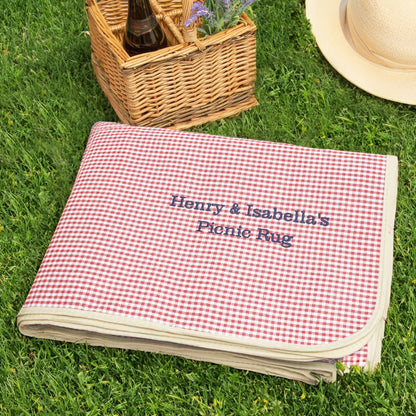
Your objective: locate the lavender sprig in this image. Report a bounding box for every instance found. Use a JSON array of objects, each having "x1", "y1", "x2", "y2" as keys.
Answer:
[
  {"x1": 184, "y1": 2, "x2": 214, "y2": 27},
  {"x1": 184, "y1": 0, "x2": 257, "y2": 36}
]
